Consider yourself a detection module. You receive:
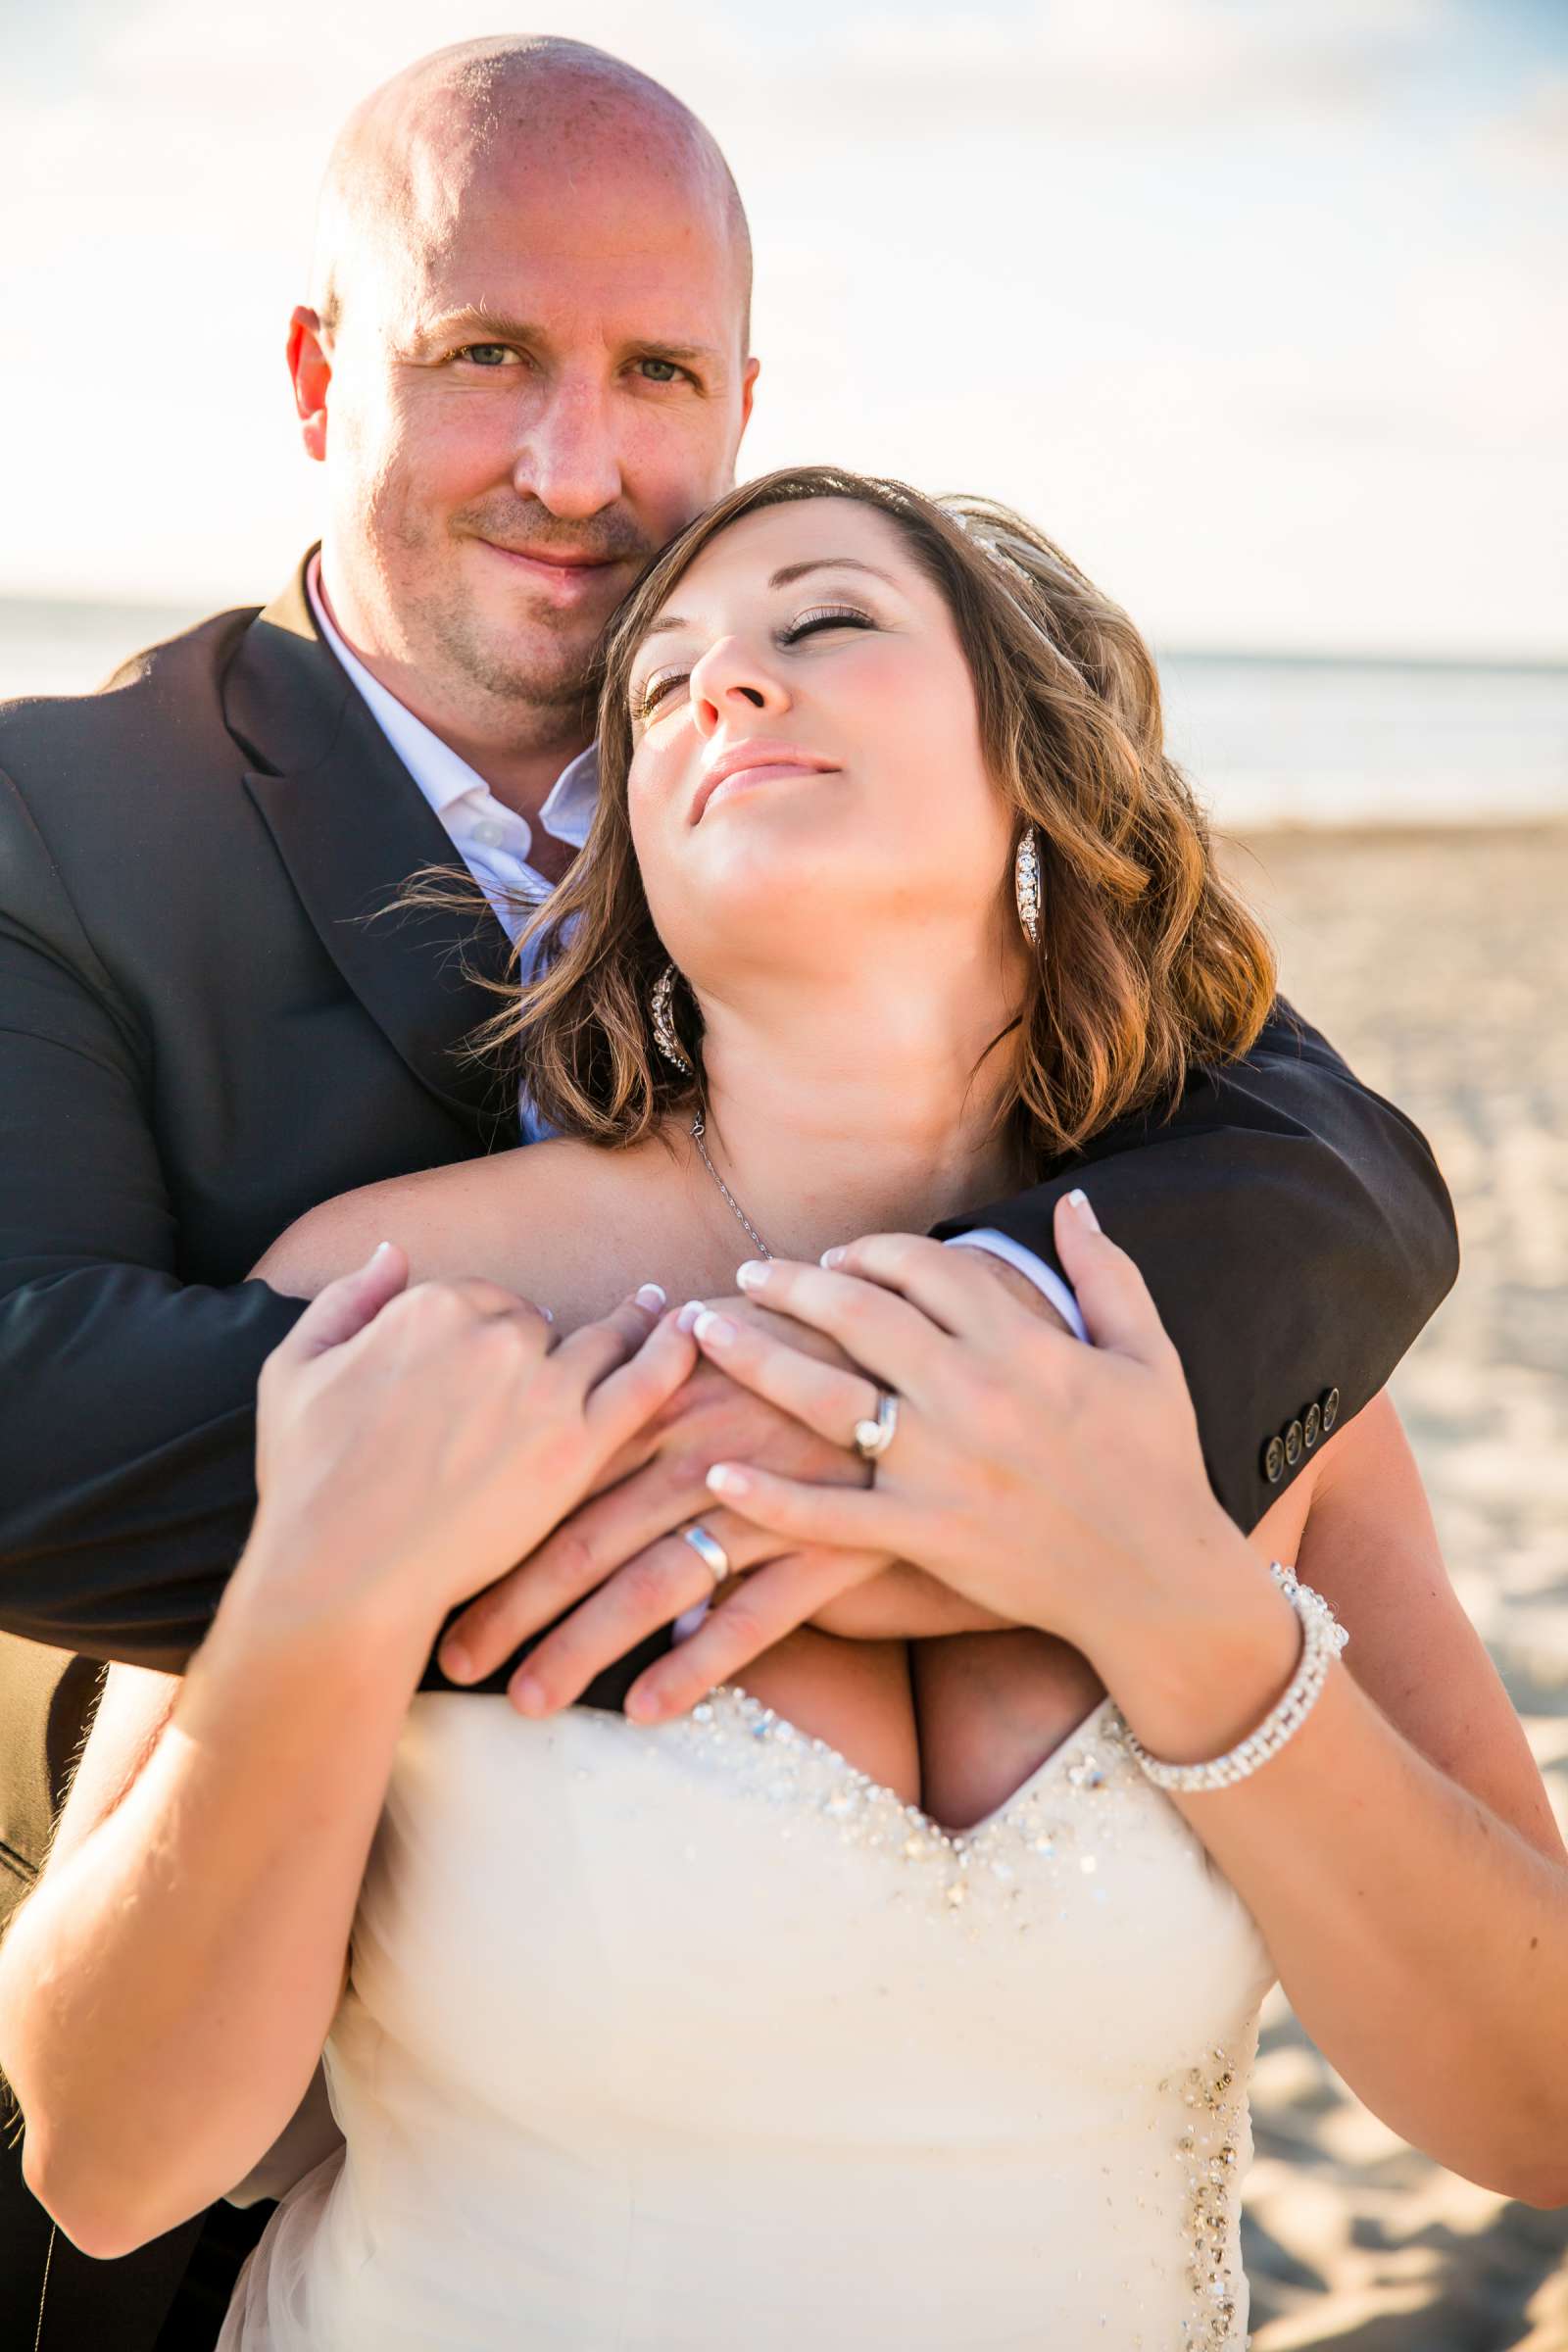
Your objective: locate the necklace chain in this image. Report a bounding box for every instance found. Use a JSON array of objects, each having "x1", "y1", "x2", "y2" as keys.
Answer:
[{"x1": 690, "y1": 1113, "x2": 774, "y2": 1259}]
